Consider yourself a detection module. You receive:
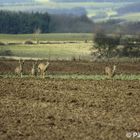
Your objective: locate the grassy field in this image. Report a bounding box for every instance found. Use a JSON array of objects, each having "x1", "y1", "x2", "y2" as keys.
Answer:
[
  {"x1": 0, "y1": 33, "x2": 93, "y2": 60},
  {"x1": 1, "y1": 74, "x2": 140, "y2": 81},
  {"x1": 0, "y1": 43, "x2": 92, "y2": 59},
  {"x1": 1, "y1": 33, "x2": 140, "y2": 60},
  {"x1": 0, "y1": 33, "x2": 93, "y2": 42},
  {"x1": 120, "y1": 13, "x2": 140, "y2": 21}
]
